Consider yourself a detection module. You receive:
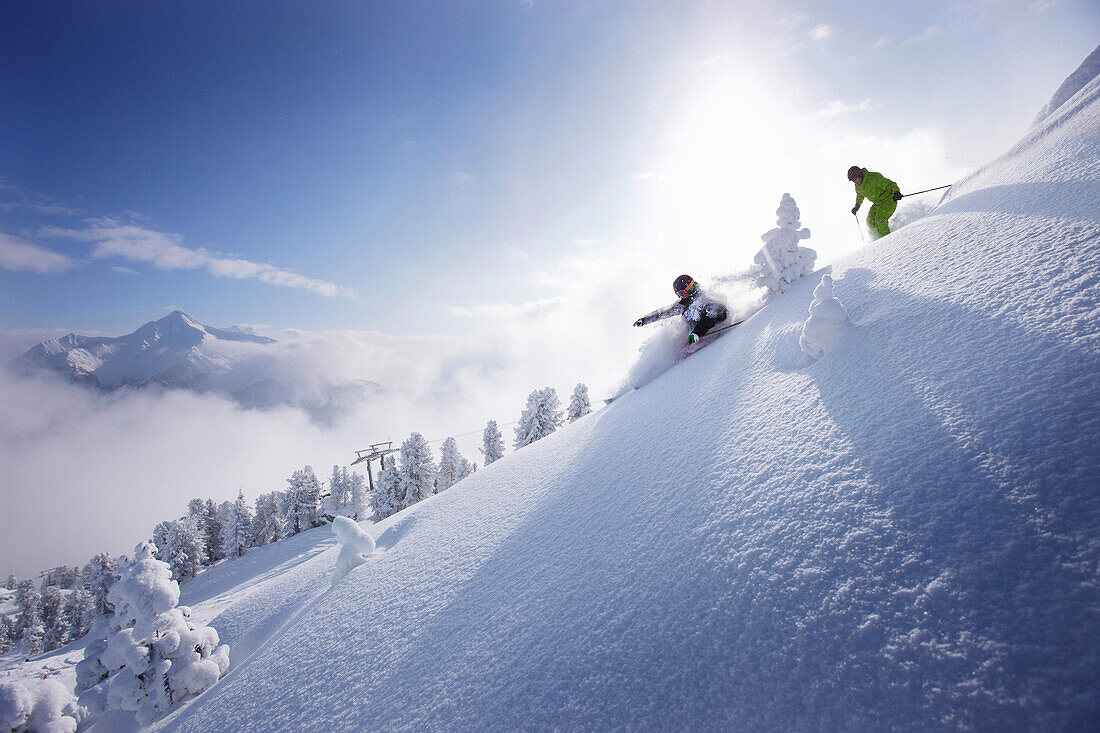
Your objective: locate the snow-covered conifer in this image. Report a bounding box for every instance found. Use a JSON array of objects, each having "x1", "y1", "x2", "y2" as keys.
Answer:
[
  {"x1": 203, "y1": 499, "x2": 226, "y2": 564},
  {"x1": 481, "y1": 420, "x2": 505, "y2": 465},
  {"x1": 78, "y1": 542, "x2": 230, "y2": 725},
  {"x1": 223, "y1": 489, "x2": 253, "y2": 558},
  {"x1": 436, "y1": 437, "x2": 464, "y2": 492},
  {"x1": 153, "y1": 521, "x2": 204, "y2": 580},
  {"x1": 457, "y1": 457, "x2": 476, "y2": 482},
  {"x1": 347, "y1": 470, "x2": 368, "y2": 520},
  {"x1": 799, "y1": 274, "x2": 850, "y2": 359},
  {"x1": 514, "y1": 387, "x2": 564, "y2": 449},
  {"x1": 567, "y1": 383, "x2": 592, "y2": 423},
  {"x1": 14, "y1": 580, "x2": 44, "y2": 654},
  {"x1": 83, "y1": 553, "x2": 119, "y2": 617},
  {"x1": 64, "y1": 588, "x2": 96, "y2": 642},
  {"x1": 0, "y1": 618, "x2": 10, "y2": 654},
  {"x1": 250, "y1": 492, "x2": 284, "y2": 546},
  {"x1": 39, "y1": 586, "x2": 69, "y2": 652},
  {"x1": 5, "y1": 574, "x2": 17, "y2": 591},
  {"x1": 754, "y1": 193, "x2": 817, "y2": 295},
  {"x1": 370, "y1": 455, "x2": 401, "y2": 521},
  {"x1": 284, "y1": 466, "x2": 322, "y2": 534},
  {"x1": 398, "y1": 433, "x2": 436, "y2": 509},
  {"x1": 323, "y1": 465, "x2": 353, "y2": 518}
]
